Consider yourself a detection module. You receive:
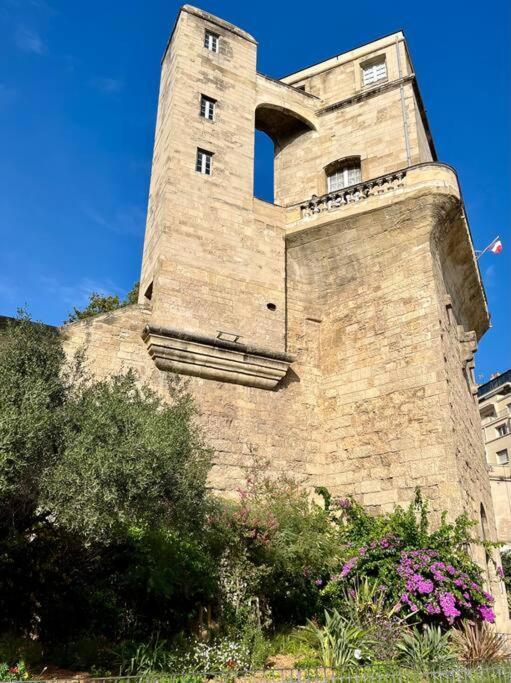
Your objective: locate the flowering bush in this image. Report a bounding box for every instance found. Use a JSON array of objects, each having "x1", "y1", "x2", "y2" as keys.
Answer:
[
  {"x1": 0, "y1": 661, "x2": 29, "y2": 681},
  {"x1": 183, "y1": 638, "x2": 250, "y2": 672},
  {"x1": 320, "y1": 491, "x2": 495, "y2": 628}
]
